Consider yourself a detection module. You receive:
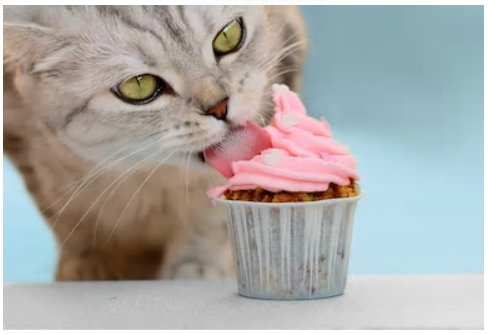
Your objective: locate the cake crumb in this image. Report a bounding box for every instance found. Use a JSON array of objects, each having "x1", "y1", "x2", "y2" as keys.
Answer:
[{"x1": 223, "y1": 180, "x2": 359, "y2": 202}]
